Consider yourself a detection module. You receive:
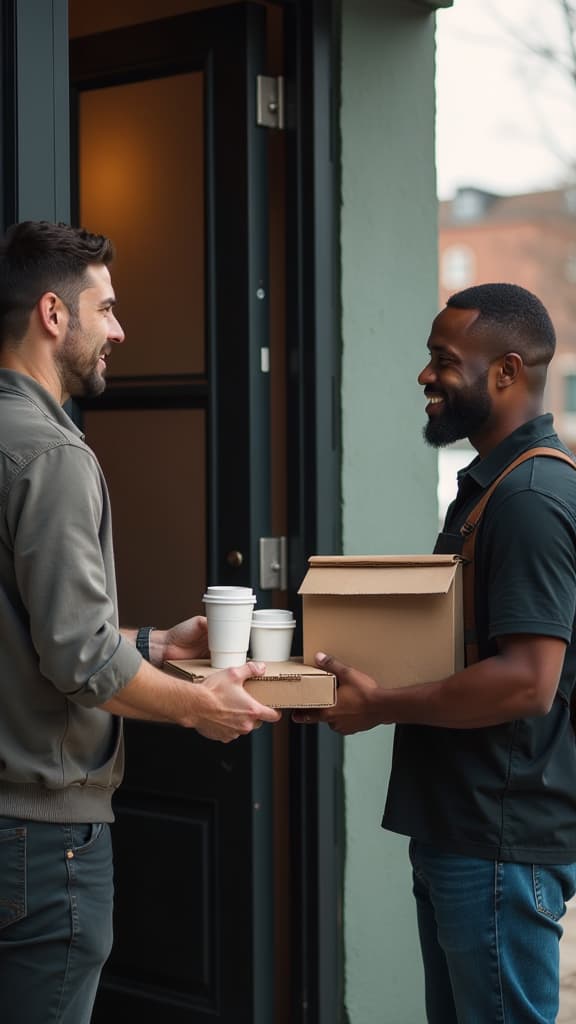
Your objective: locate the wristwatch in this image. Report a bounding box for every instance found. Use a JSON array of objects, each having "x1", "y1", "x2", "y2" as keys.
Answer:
[{"x1": 136, "y1": 626, "x2": 155, "y2": 662}]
